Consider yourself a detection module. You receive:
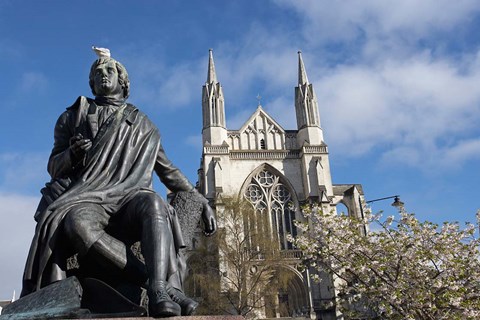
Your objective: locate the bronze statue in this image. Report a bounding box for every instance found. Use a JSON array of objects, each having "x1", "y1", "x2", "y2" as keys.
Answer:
[{"x1": 20, "y1": 47, "x2": 217, "y2": 317}]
